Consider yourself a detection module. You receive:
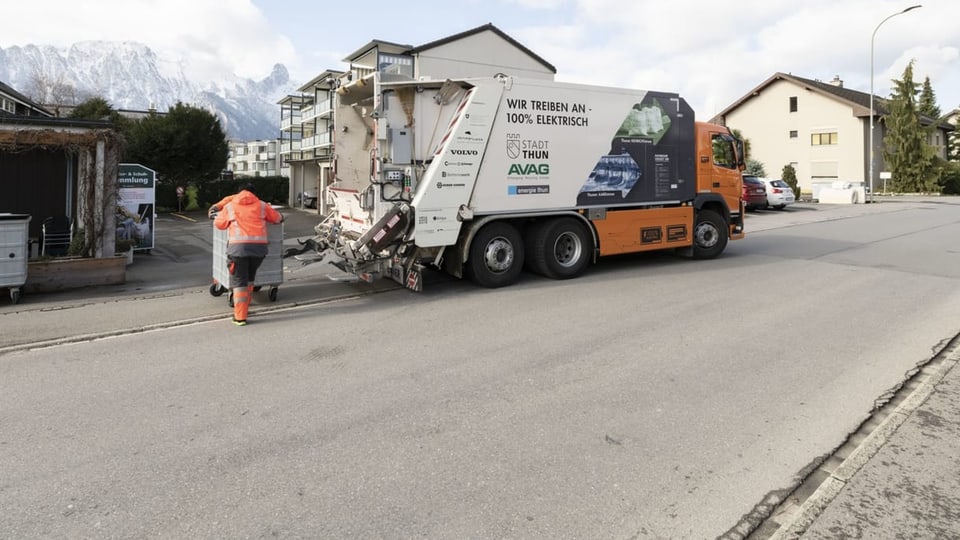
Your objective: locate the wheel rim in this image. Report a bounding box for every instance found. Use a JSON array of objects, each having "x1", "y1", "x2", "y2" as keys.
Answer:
[
  {"x1": 483, "y1": 236, "x2": 515, "y2": 274},
  {"x1": 553, "y1": 231, "x2": 583, "y2": 268},
  {"x1": 695, "y1": 222, "x2": 719, "y2": 248}
]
